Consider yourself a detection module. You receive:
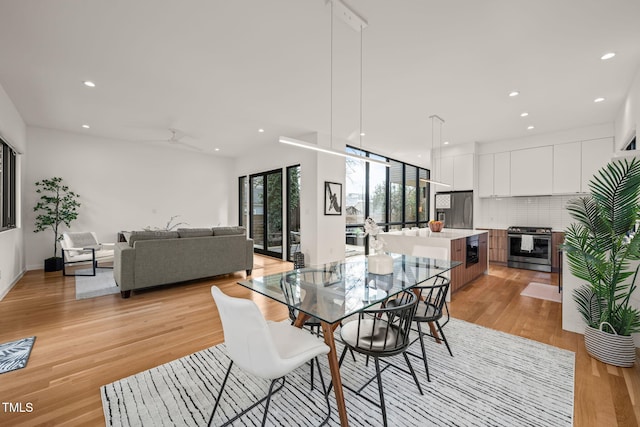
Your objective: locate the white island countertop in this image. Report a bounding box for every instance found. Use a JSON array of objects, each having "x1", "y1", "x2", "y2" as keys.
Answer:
[
  {"x1": 378, "y1": 228, "x2": 488, "y2": 256},
  {"x1": 381, "y1": 228, "x2": 487, "y2": 241}
]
